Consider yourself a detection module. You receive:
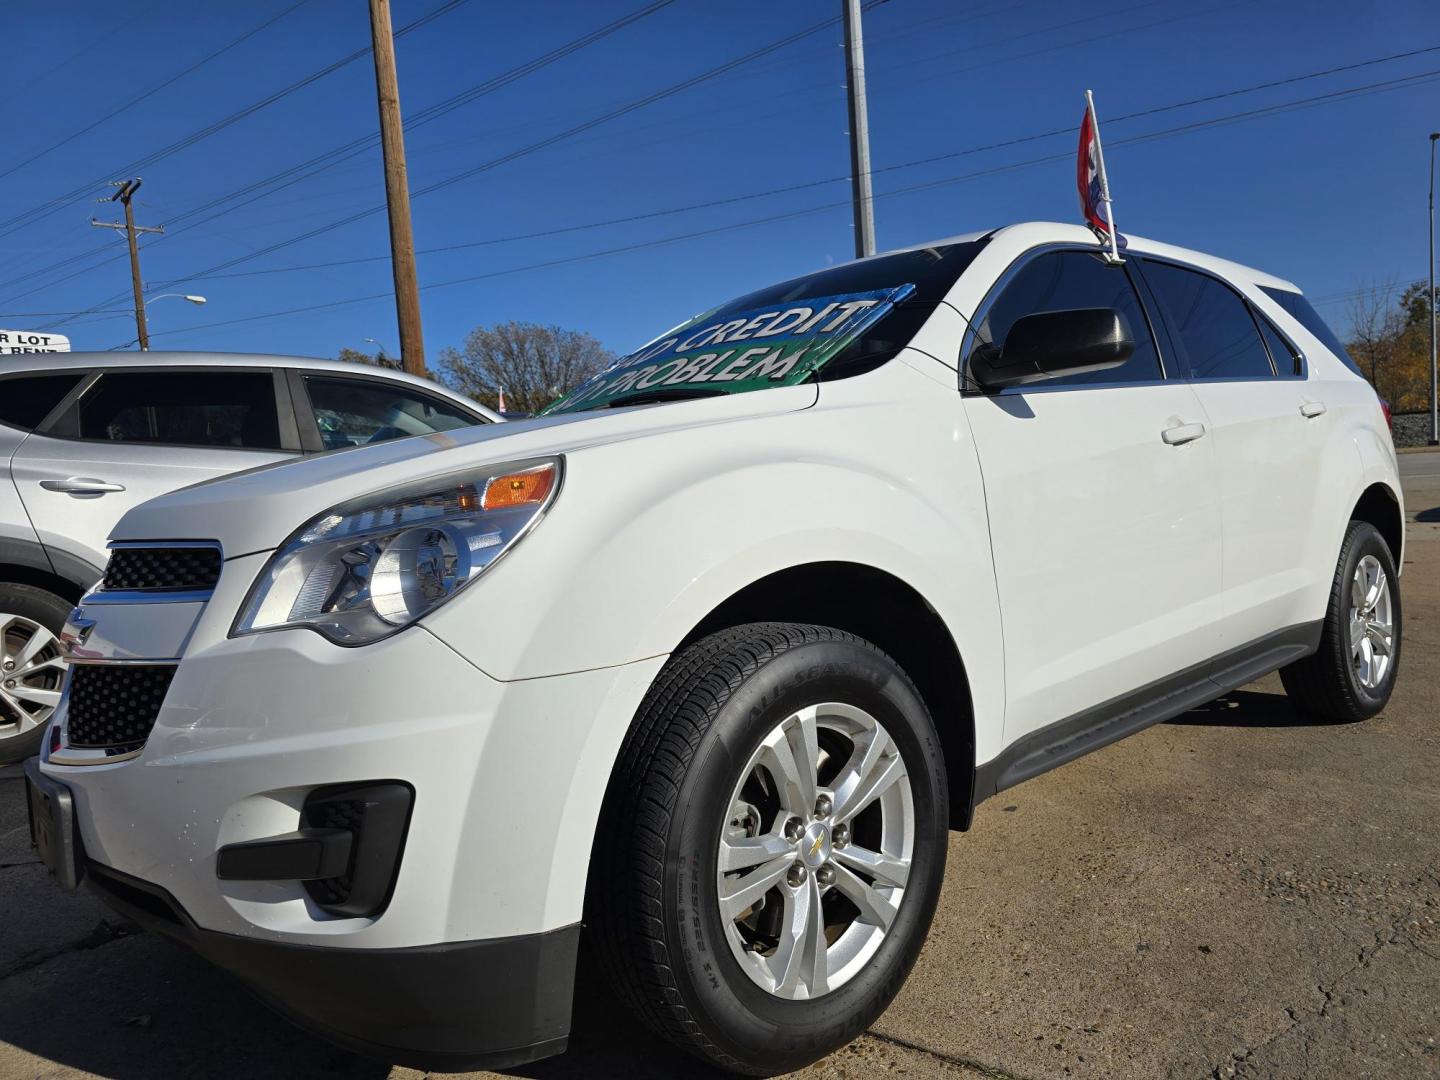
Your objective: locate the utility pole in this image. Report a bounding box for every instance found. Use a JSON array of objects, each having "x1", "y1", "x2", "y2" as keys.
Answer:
[
  {"x1": 1429, "y1": 132, "x2": 1438, "y2": 446},
  {"x1": 368, "y1": 0, "x2": 426, "y2": 376},
  {"x1": 842, "y1": 0, "x2": 877, "y2": 259},
  {"x1": 91, "y1": 178, "x2": 163, "y2": 350}
]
